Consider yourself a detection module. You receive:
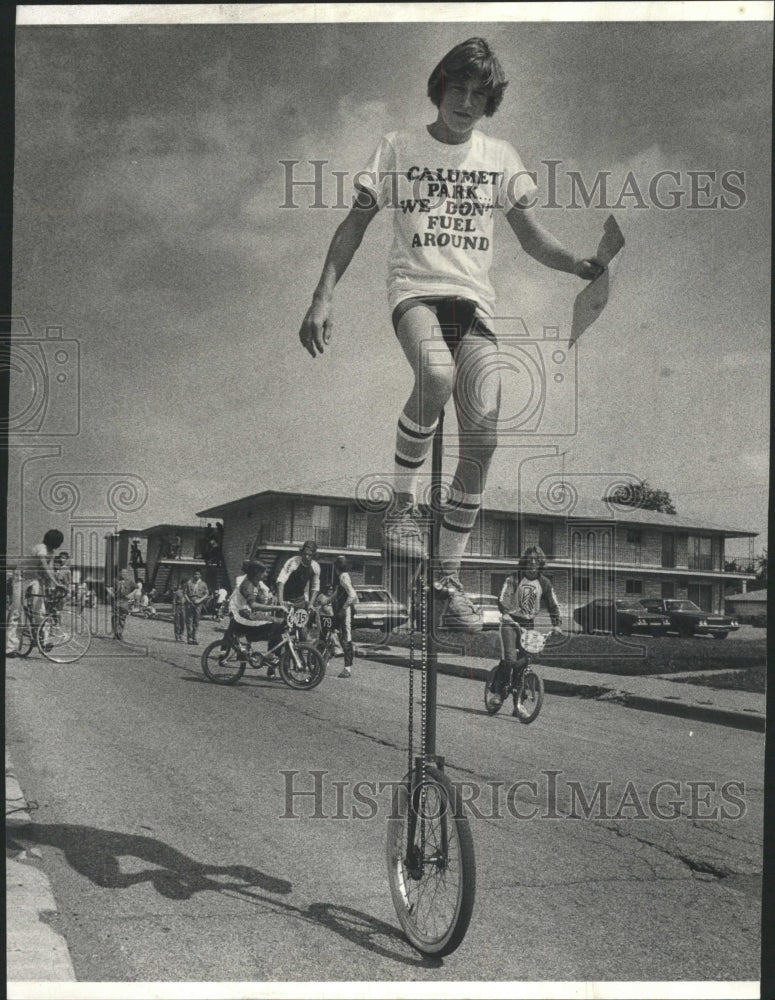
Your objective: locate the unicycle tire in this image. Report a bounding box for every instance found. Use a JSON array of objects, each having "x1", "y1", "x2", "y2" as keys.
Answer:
[{"x1": 386, "y1": 764, "x2": 476, "y2": 957}]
